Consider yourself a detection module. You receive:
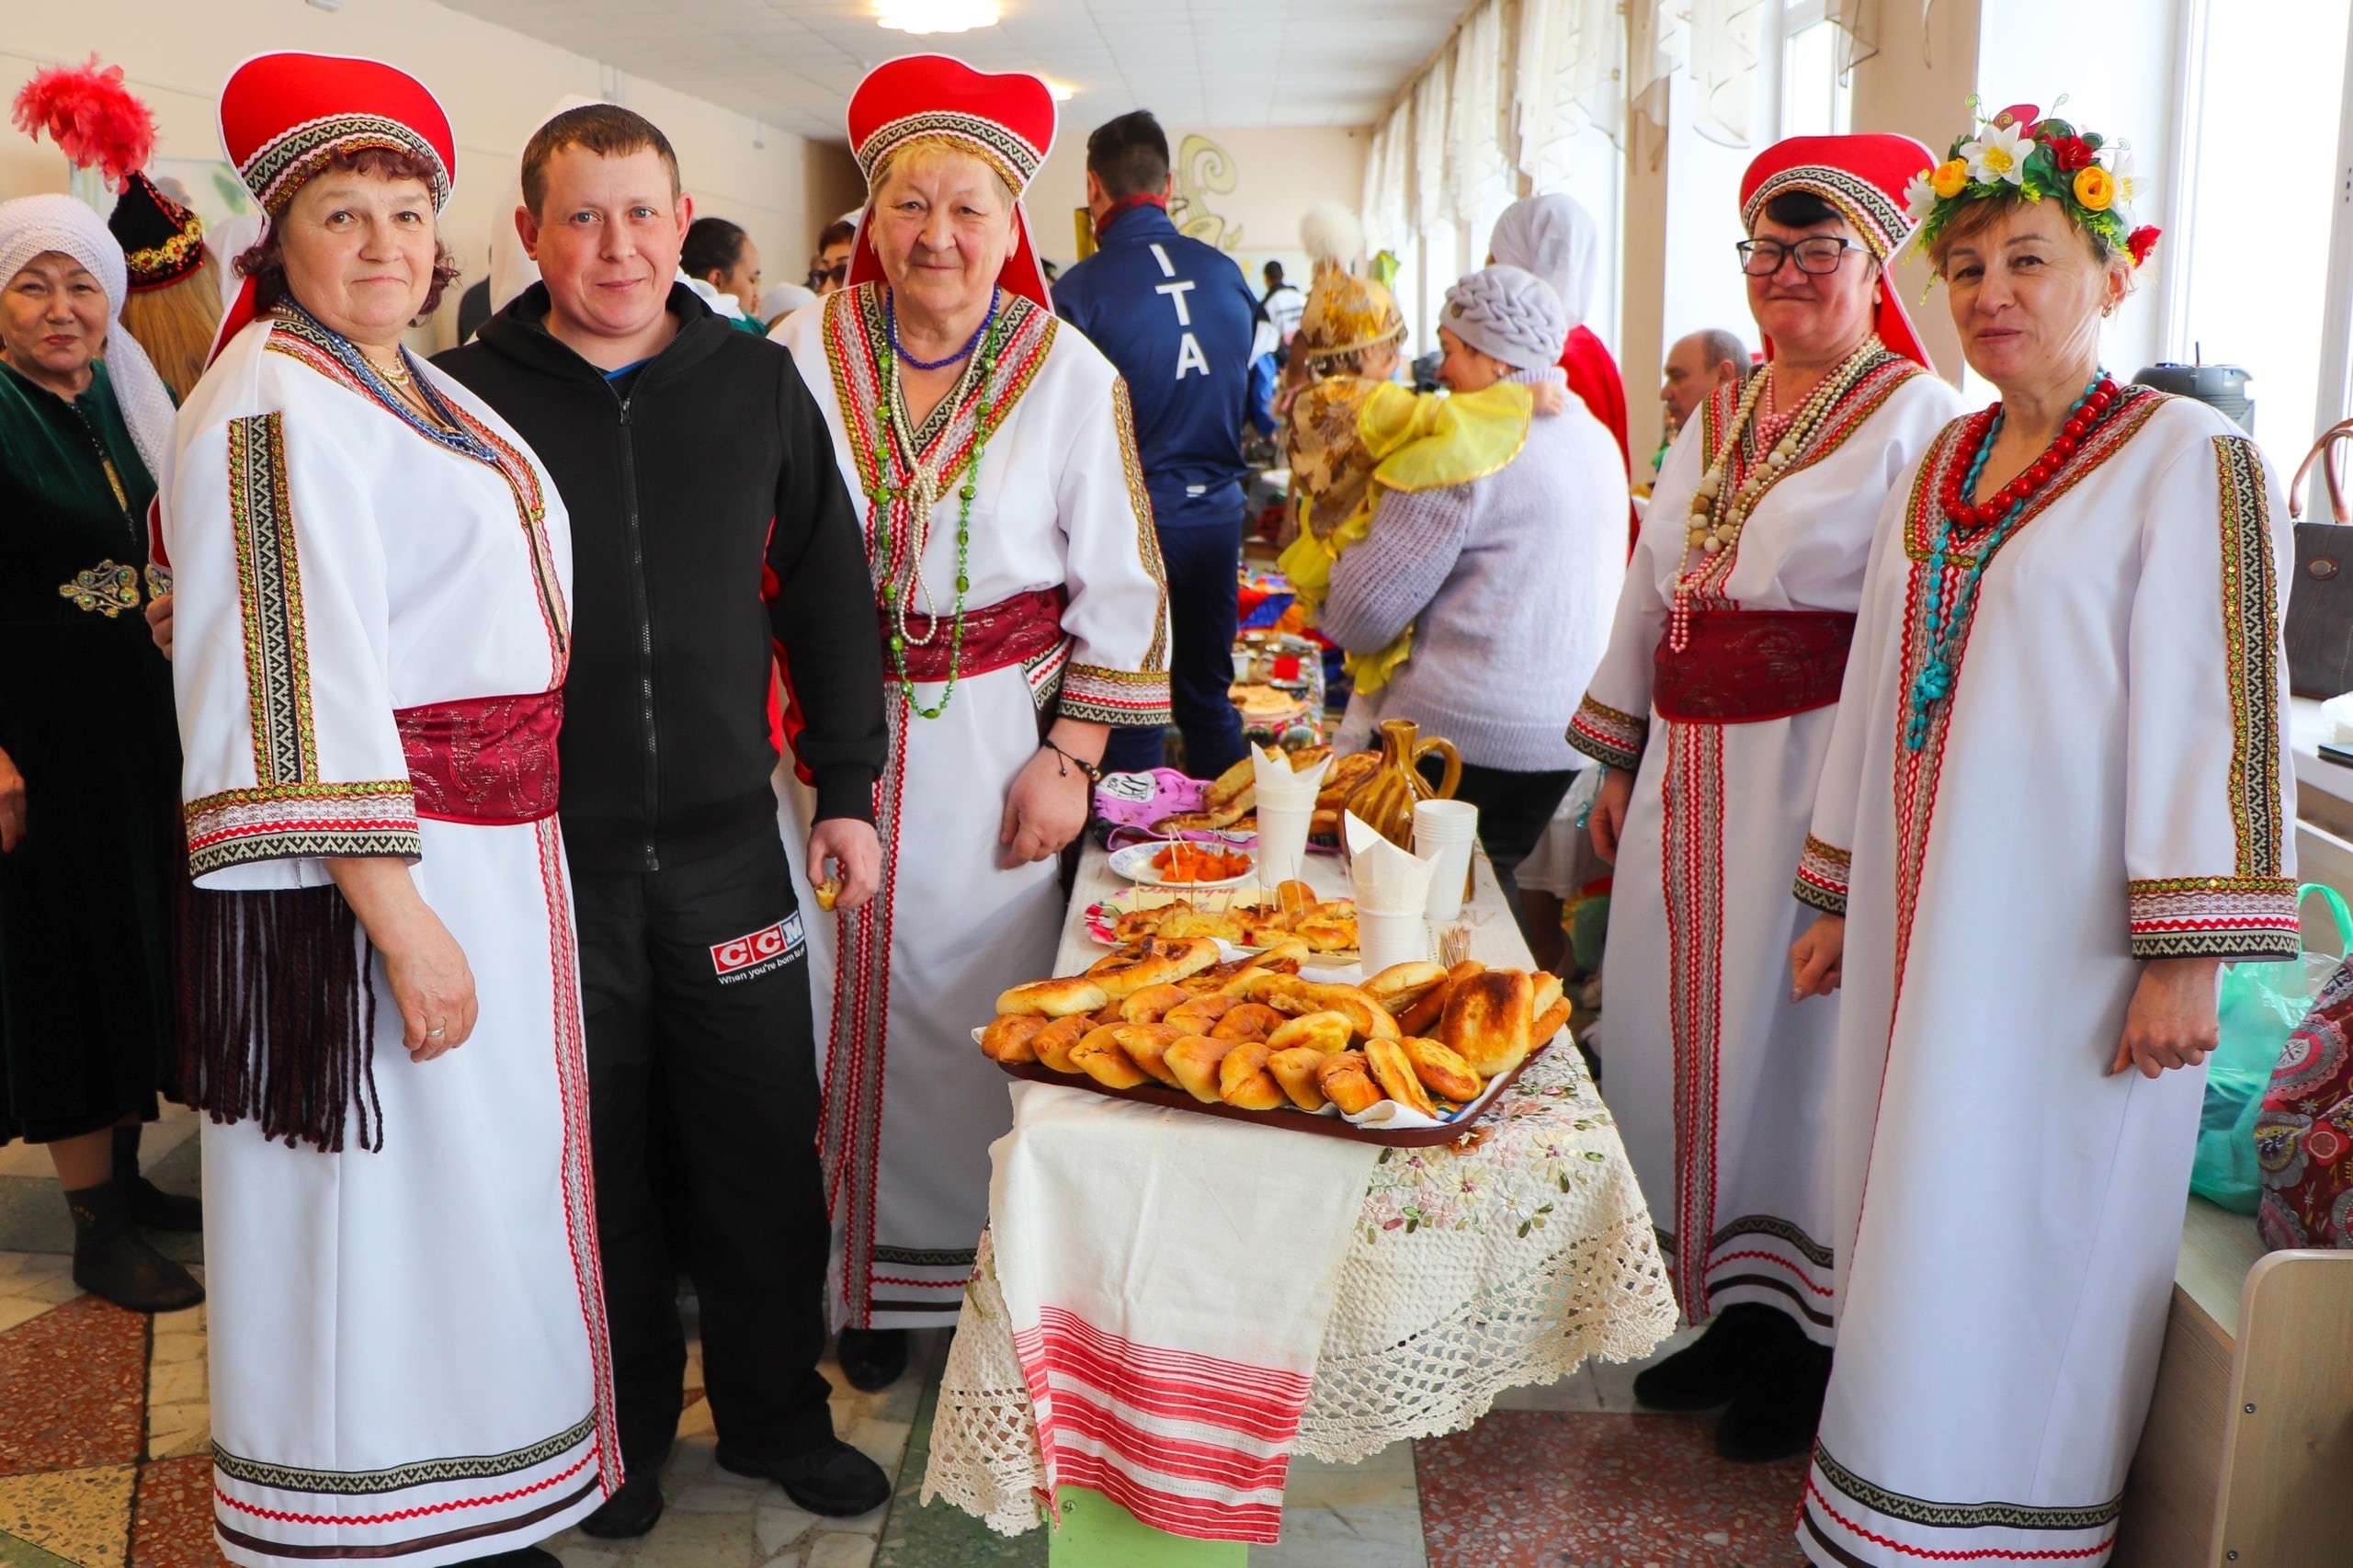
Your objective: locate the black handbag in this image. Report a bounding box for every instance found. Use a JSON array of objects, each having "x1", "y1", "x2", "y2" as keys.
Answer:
[{"x1": 2286, "y1": 418, "x2": 2353, "y2": 699}]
